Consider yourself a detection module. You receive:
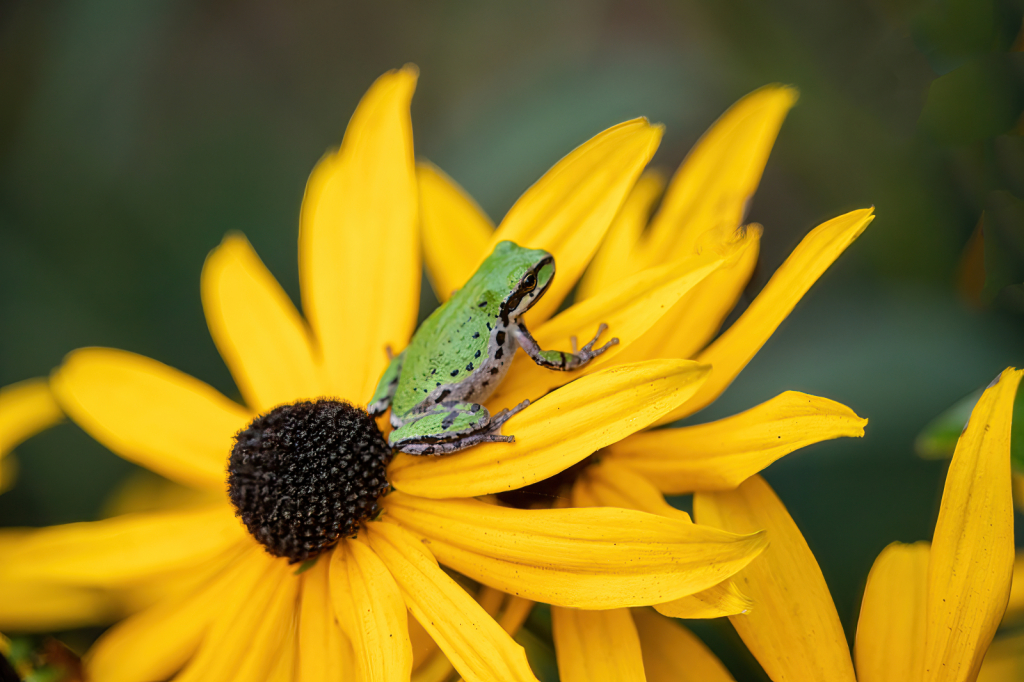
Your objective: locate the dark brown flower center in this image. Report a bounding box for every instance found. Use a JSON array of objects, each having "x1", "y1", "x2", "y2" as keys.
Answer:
[{"x1": 227, "y1": 399, "x2": 391, "y2": 563}]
